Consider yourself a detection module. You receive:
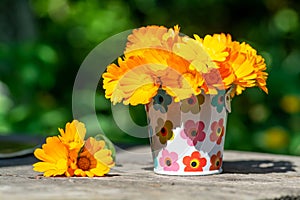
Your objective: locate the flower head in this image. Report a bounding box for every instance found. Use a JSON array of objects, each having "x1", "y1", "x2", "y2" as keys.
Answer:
[
  {"x1": 103, "y1": 49, "x2": 203, "y2": 105},
  {"x1": 33, "y1": 136, "x2": 70, "y2": 177},
  {"x1": 125, "y1": 25, "x2": 181, "y2": 55},
  {"x1": 102, "y1": 25, "x2": 268, "y2": 105},
  {"x1": 33, "y1": 120, "x2": 115, "y2": 177},
  {"x1": 58, "y1": 120, "x2": 86, "y2": 150},
  {"x1": 74, "y1": 137, "x2": 114, "y2": 177}
]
